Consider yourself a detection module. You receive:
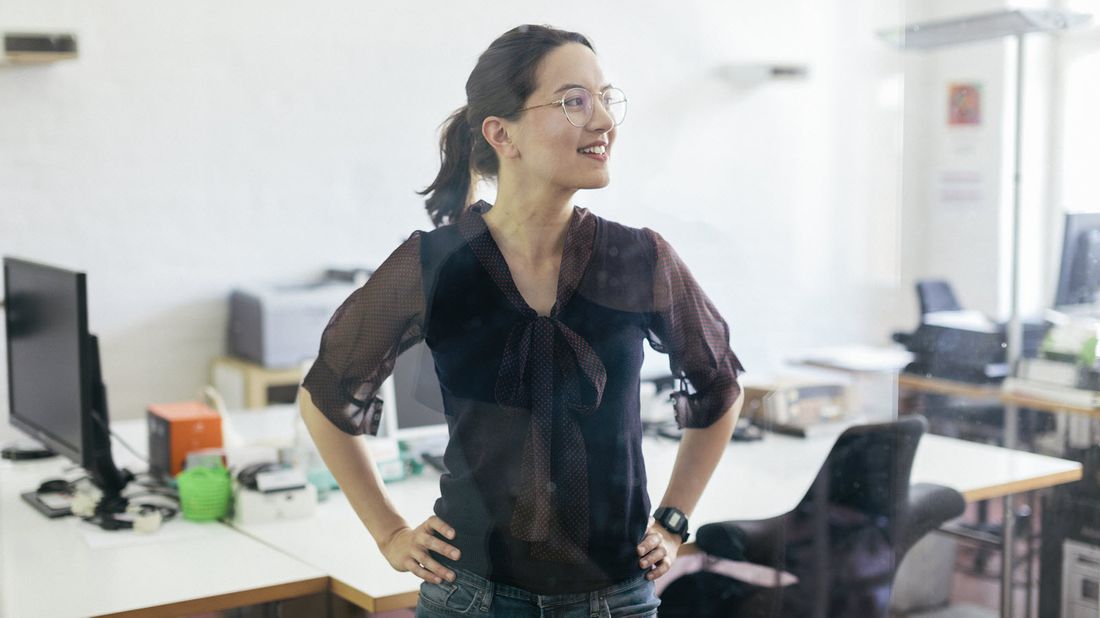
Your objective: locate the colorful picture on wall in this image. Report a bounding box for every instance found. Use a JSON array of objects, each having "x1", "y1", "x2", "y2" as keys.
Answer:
[{"x1": 948, "y1": 83, "x2": 982, "y2": 126}]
